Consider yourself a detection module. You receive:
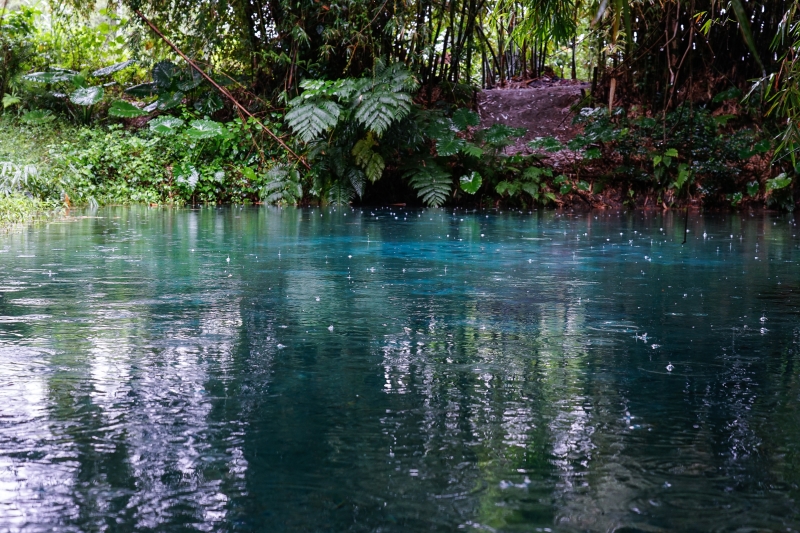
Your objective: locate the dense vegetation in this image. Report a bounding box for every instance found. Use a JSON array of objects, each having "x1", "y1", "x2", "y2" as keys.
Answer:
[{"x1": 1, "y1": 0, "x2": 799, "y2": 213}]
